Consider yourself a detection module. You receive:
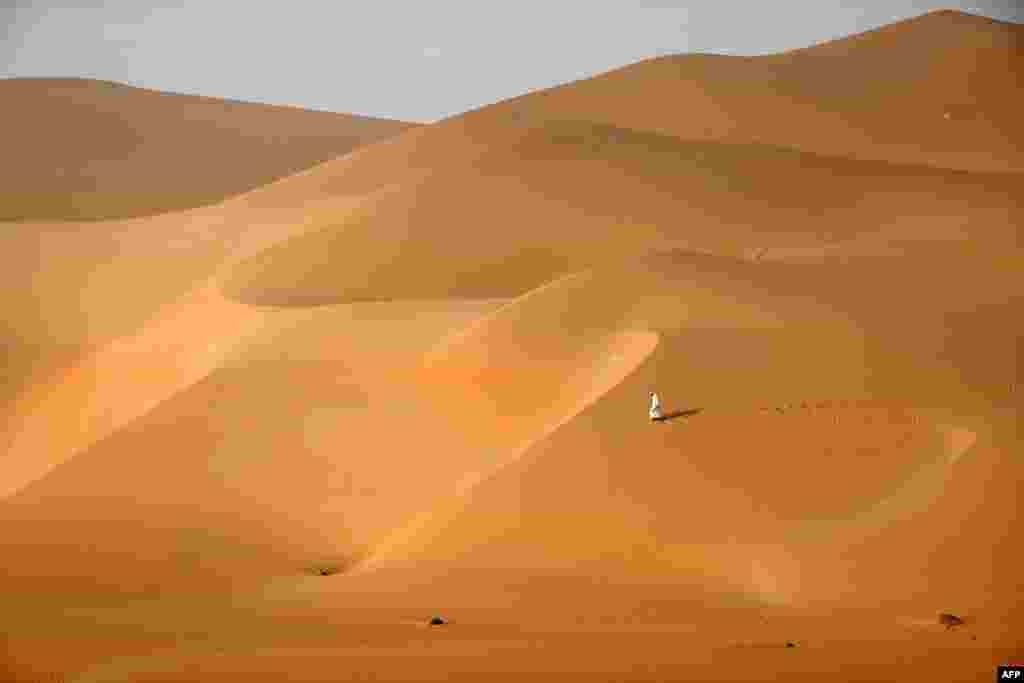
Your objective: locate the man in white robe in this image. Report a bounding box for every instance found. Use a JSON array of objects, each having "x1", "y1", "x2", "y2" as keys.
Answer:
[{"x1": 649, "y1": 392, "x2": 663, "y2": 421}]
